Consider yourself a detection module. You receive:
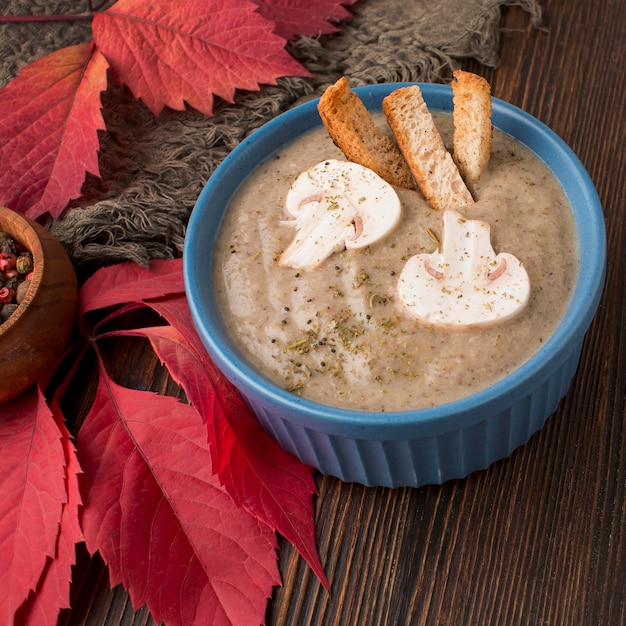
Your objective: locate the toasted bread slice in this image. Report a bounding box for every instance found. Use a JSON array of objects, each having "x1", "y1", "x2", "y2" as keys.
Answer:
[
  {"x1": 382, "y1": 85, "x2": 474, "y2": 211},
  {"x1": 451, "y1": 70, "x2": 492, "y2": 185},
  {"x1": 317, "y1": 77, "x2": 416, "y2": 189}
]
